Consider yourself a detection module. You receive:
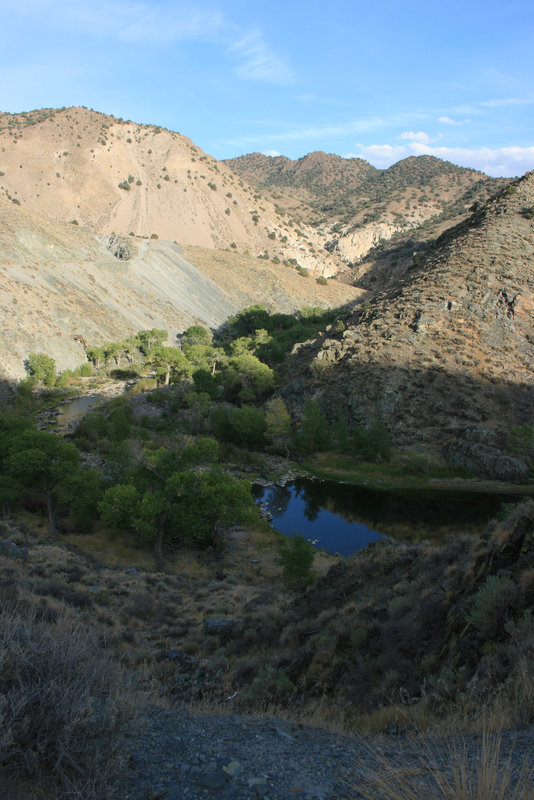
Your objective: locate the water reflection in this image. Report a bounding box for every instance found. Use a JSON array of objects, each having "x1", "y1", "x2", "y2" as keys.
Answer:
[{"x1": 253, "y1": 478, "x2": 505, "y2": 557}]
